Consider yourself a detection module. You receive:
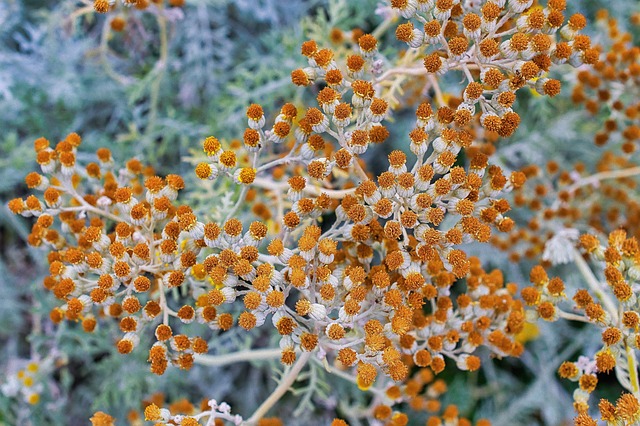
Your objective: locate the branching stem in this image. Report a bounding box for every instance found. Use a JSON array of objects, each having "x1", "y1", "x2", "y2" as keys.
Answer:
[{"x1": 195, "y1": 348, "x2": 281, "y2": 367}]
